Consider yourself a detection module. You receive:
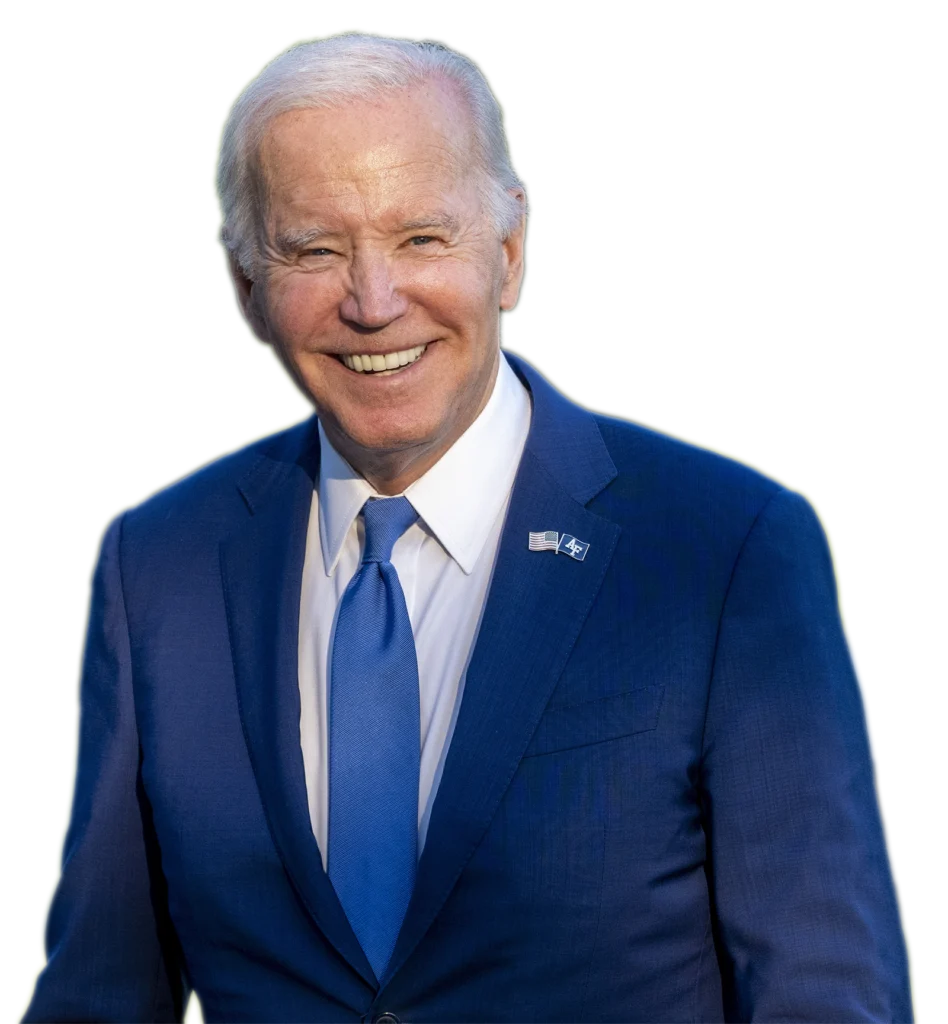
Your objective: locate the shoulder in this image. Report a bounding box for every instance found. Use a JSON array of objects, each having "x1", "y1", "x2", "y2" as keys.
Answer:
[
  {"x1": 119, "y1": 416, "x2": 316, "y2": 543},
  {"x1": 589, "y1": 412, "x2": 808, "y2": 555},
  {"x1": 596, "y1": 412, "x2": 783, "y2": 509}
]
